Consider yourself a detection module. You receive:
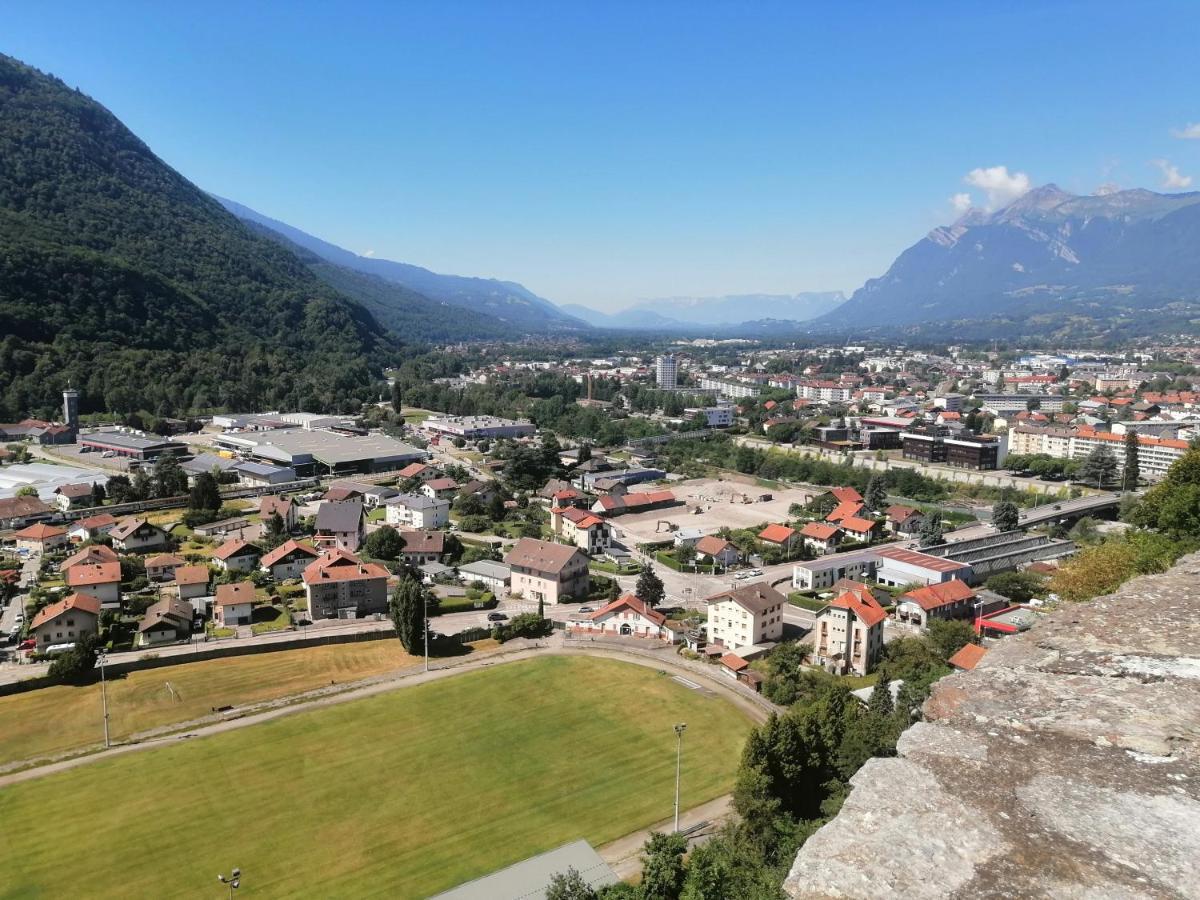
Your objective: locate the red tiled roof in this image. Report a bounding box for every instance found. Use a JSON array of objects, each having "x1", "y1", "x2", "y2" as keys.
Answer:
[
  {"x1": 260, "y1": 539, "x2": 320, "y2": 568},
  {"x1": 212, "y1": 539, "x2": 261, "y2": 561},
  {"x1": 13, "y1": 523, "x2": 66, "y2": 541},
  {"x1": 590, "y1": 593, "x2": 666, "y2": 627},
  {"x1": 145, "y1": 553, "x2": 186, "y2": 568},
  {"x1": 826, "y1": 501, "x2": 865, "y2": 523},
  {"x1": 830, "y1": 487, "x2": 863, "y2": 504},
  {"x1": 75, "y1": 513, "x2": 118, "y2": 530},
  {"x1": 214, "y1": 581, "x2": 257, "y2": 606},
  {"x1": 826, "y1": 587, "x2": 888, "y2": 627},
  {"x1": 30, "y1": 593, "x2": 101, "y2": 630},
  {"x1": 839, "y1": 516, "x2": 878, "y2": 534},
  {"x1": 758, "y1": 523, "x2": 796, "y2": 544},
  {"x1": 720, "y1": 653, "x2": 749, "y2": 672},
  {"x1": 885, "y1": 504, "x2": 920, "y2": 524},
  {"x1": 948, "y1": 642, "x2": 988, "y2": 670},
  {"x1": 800, "y1": 522, "x2": 840, "y2": 541},
  {"x1": 62, "y1": 545, "x2": 119, "y2": 570},
  {"x1": 901, "y1": 578, "x2": 976, "y2": 612},
  {"x1": 66, "y1": 561, "x2": 121, "y2": 587},
  {"x1": 399, "y1": 530, "x2": 446, "y2": 554},
  {"x1": 503, "y1": 538, "x2": 584, "y2": 574},
  {"x1": 173, "y1": 565, "x2": 211, "y2": 587},
  {"x1": 302, "y1": 551, "x2": 389, "y2": 584},
  {"x1": 694, "y1": 535, "x2": 735, "y2": 556}
]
